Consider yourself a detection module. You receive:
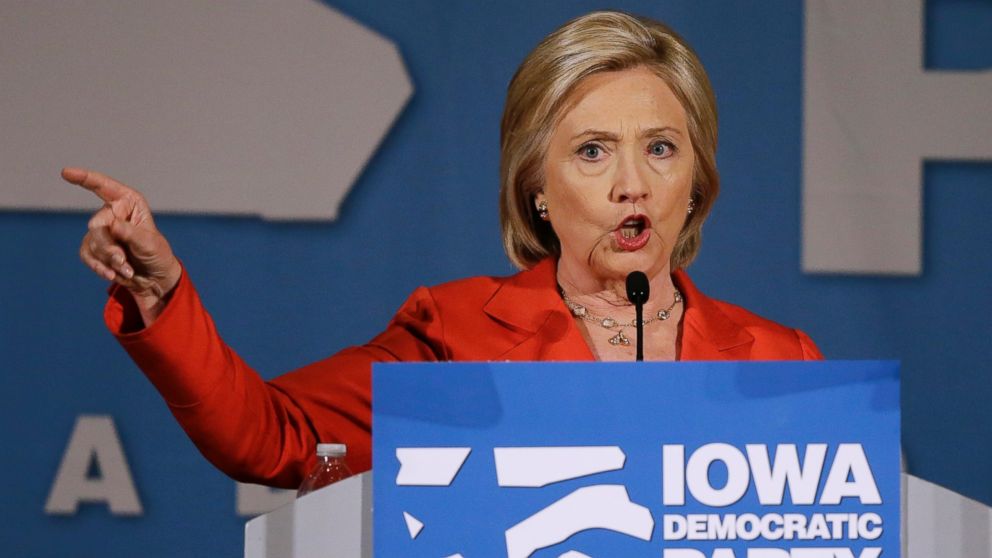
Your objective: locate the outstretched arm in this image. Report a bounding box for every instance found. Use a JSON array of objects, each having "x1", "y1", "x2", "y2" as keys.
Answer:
[{"x1": 66, "y1": 167, "x2": 445, "y2": 486}]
